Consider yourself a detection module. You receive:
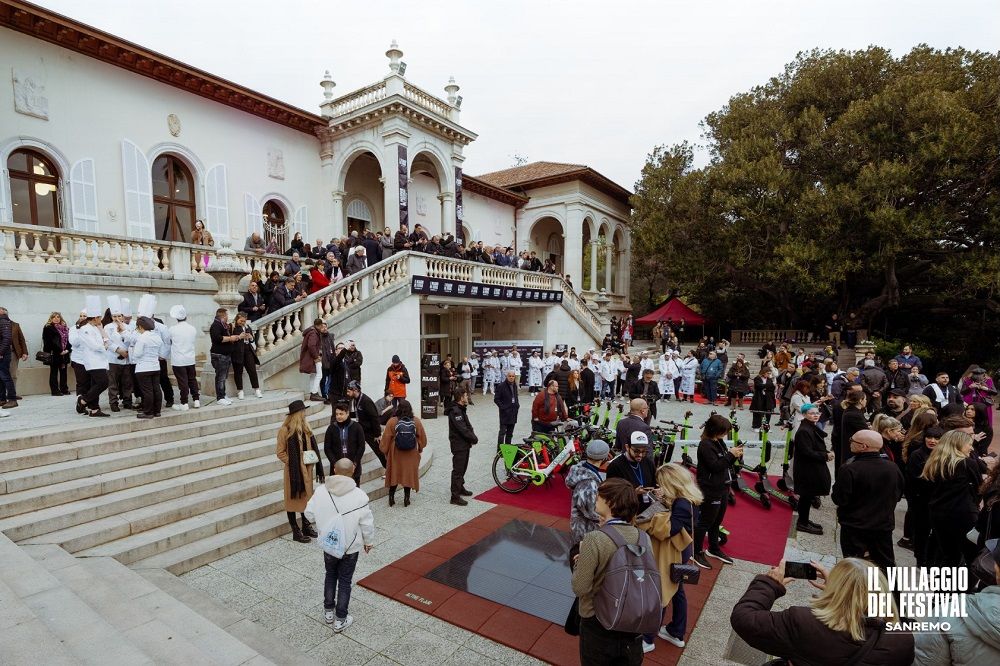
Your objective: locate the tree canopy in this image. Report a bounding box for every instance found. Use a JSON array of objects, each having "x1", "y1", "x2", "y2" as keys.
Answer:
[{"x1": 631, "y1": 45, "x2": 1000, "y2": 366}]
